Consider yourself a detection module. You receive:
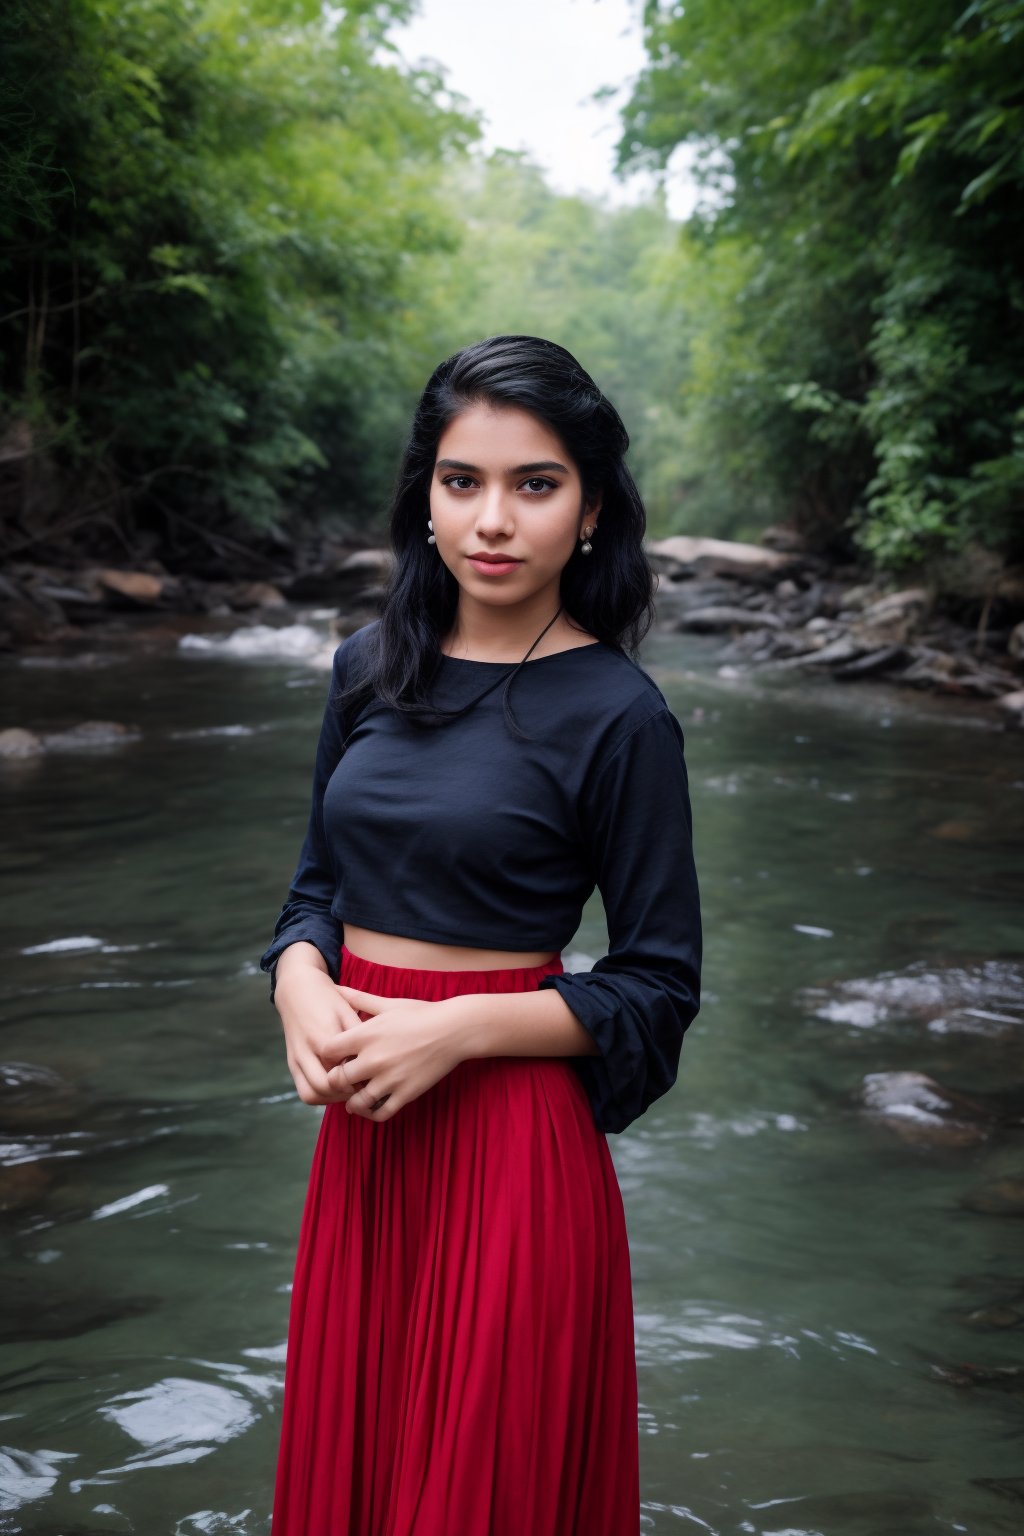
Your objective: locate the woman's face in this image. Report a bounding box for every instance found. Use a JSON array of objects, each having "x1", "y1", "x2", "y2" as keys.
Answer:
[{"x1": 428, "y1": 400, "x2": 600, "y2": 611}]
